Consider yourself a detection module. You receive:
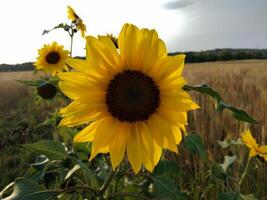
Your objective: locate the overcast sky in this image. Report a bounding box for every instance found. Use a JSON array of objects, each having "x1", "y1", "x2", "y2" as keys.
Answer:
[{"x1": 0, "y1": 0, "x2": 266, "y2": 64}]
